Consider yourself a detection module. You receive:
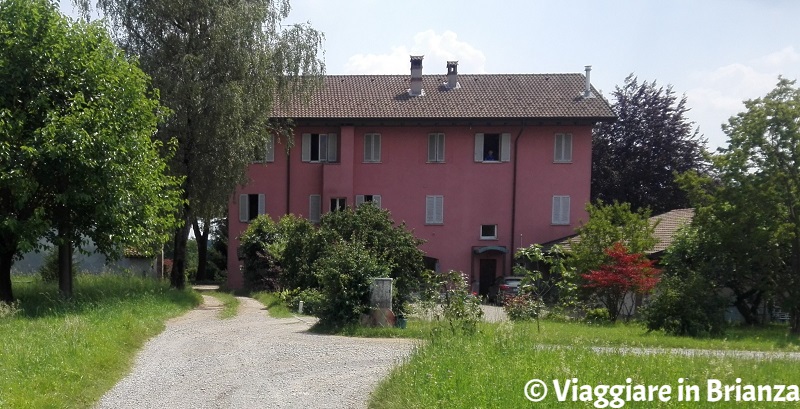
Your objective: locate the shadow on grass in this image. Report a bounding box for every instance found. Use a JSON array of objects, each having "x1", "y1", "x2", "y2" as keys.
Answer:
[{"x1": 10, "y1": 274, "x2": 201, "y2": 319}]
